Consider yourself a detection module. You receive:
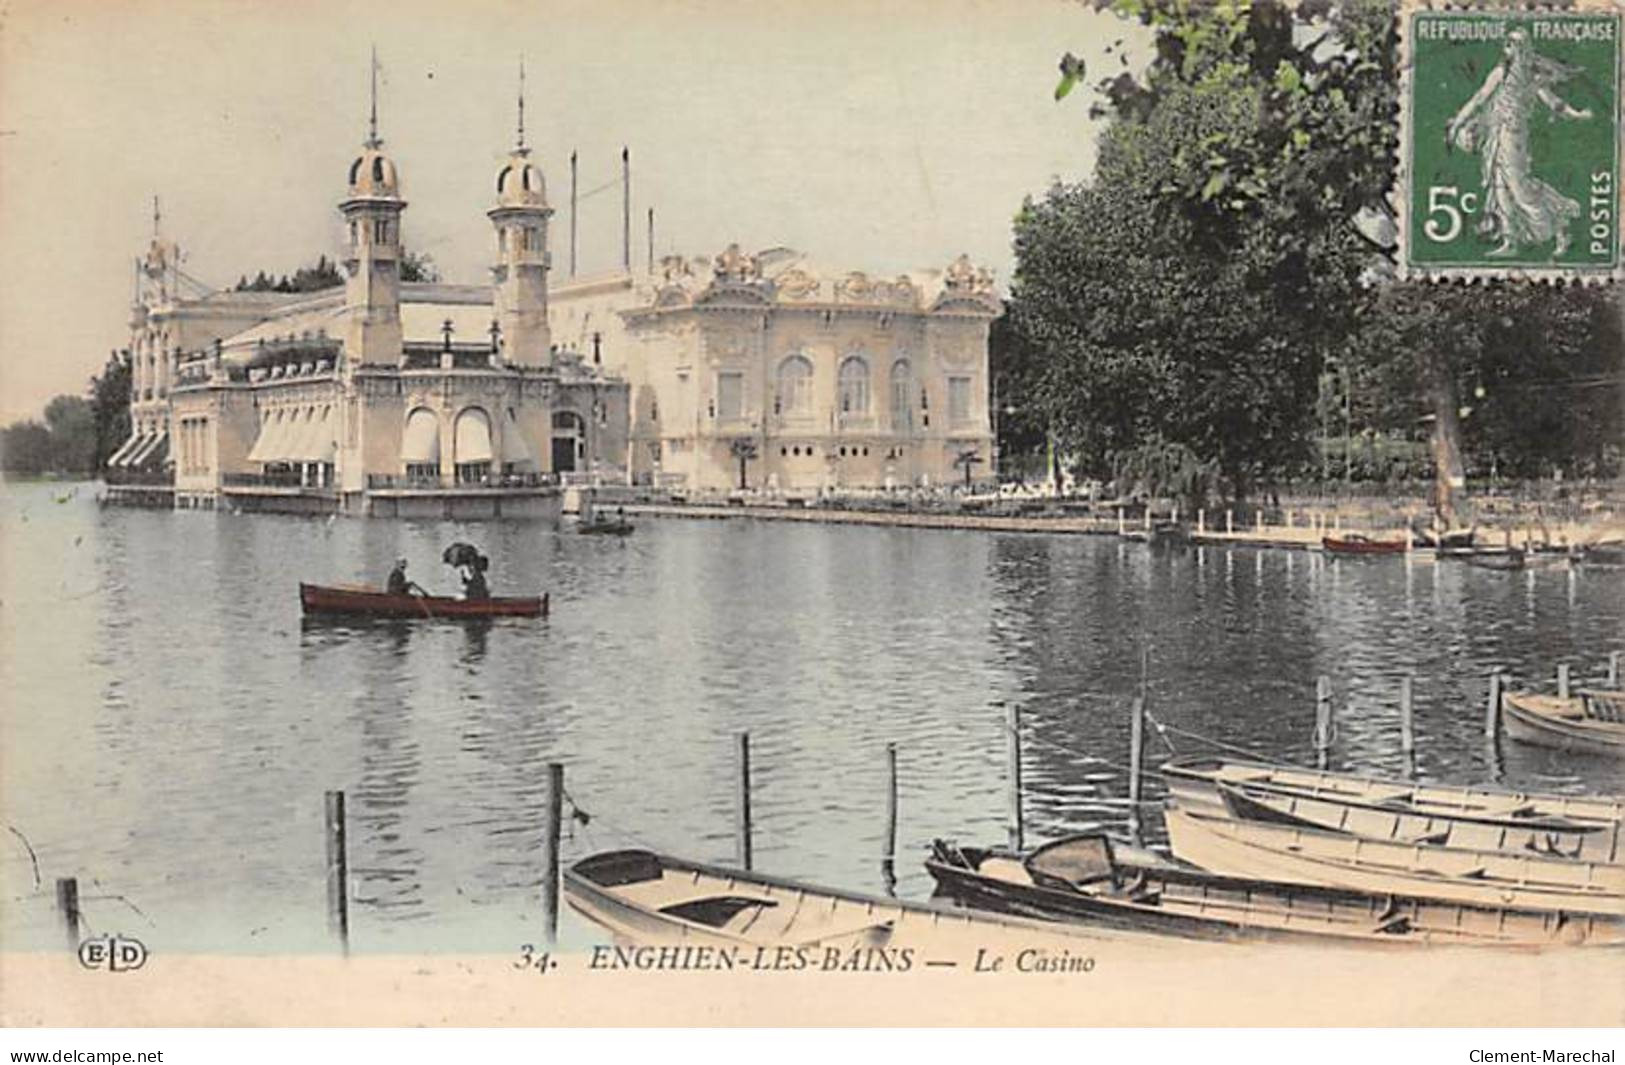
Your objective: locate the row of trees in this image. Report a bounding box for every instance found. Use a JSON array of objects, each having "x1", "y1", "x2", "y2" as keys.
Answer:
[
  {"x1": 1, "y1": 351, "x2": 132, "y2": 478},
  {"x1": 232, "y1": 251, "x2": 440, "y2": 293},
  {"x1": 995, "y1": 0, "x2": 1621, "y2": 520}
]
